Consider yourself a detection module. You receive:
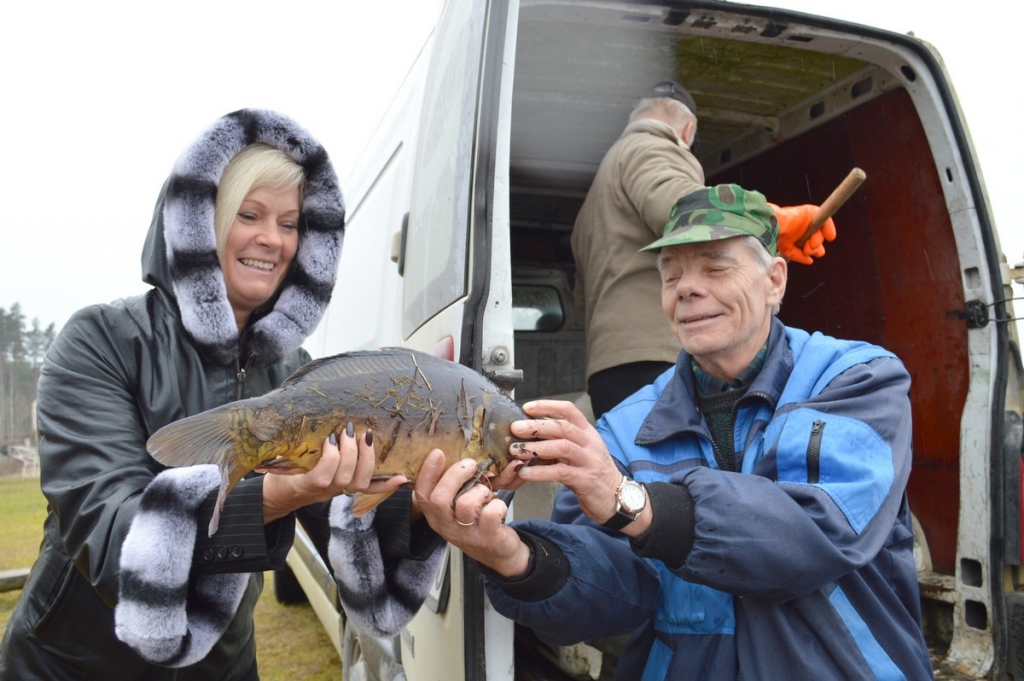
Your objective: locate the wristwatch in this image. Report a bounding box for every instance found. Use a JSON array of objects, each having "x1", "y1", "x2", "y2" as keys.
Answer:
[{"x1": 602, "y1": 476, "x2": 647, "y2": 530}]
